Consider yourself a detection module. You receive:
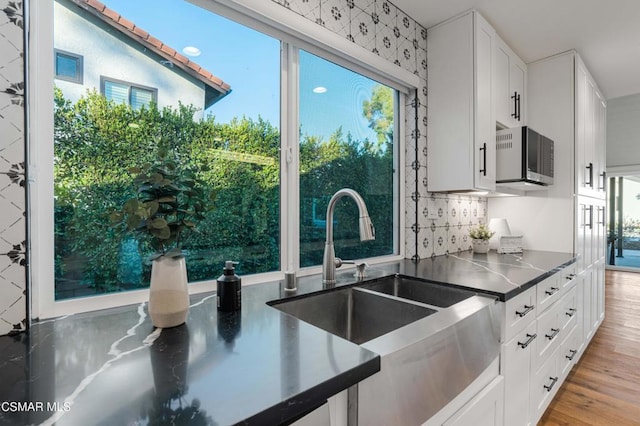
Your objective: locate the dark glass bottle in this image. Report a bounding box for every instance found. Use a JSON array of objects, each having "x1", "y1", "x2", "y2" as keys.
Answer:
[{"x1": 217, "y1": 261, "x2": 241, "y2": 311}]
